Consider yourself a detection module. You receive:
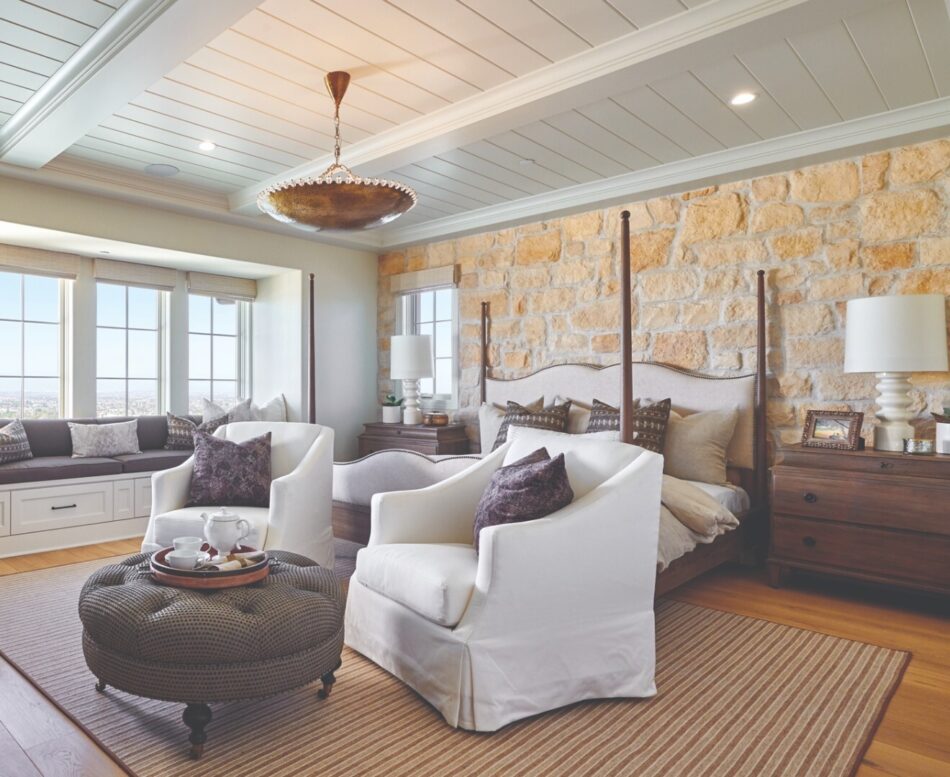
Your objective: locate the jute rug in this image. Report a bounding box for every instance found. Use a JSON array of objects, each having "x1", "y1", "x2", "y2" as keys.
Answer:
[{"x1": 0, "y1": 546, "x2": 907, "y2": 777}]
